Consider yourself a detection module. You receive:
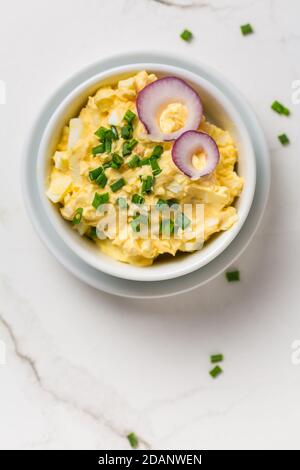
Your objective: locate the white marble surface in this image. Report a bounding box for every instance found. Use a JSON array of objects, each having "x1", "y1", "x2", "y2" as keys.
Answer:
[{"x1": 1, "y1": 0, "x2": 300, "y2": 450}]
